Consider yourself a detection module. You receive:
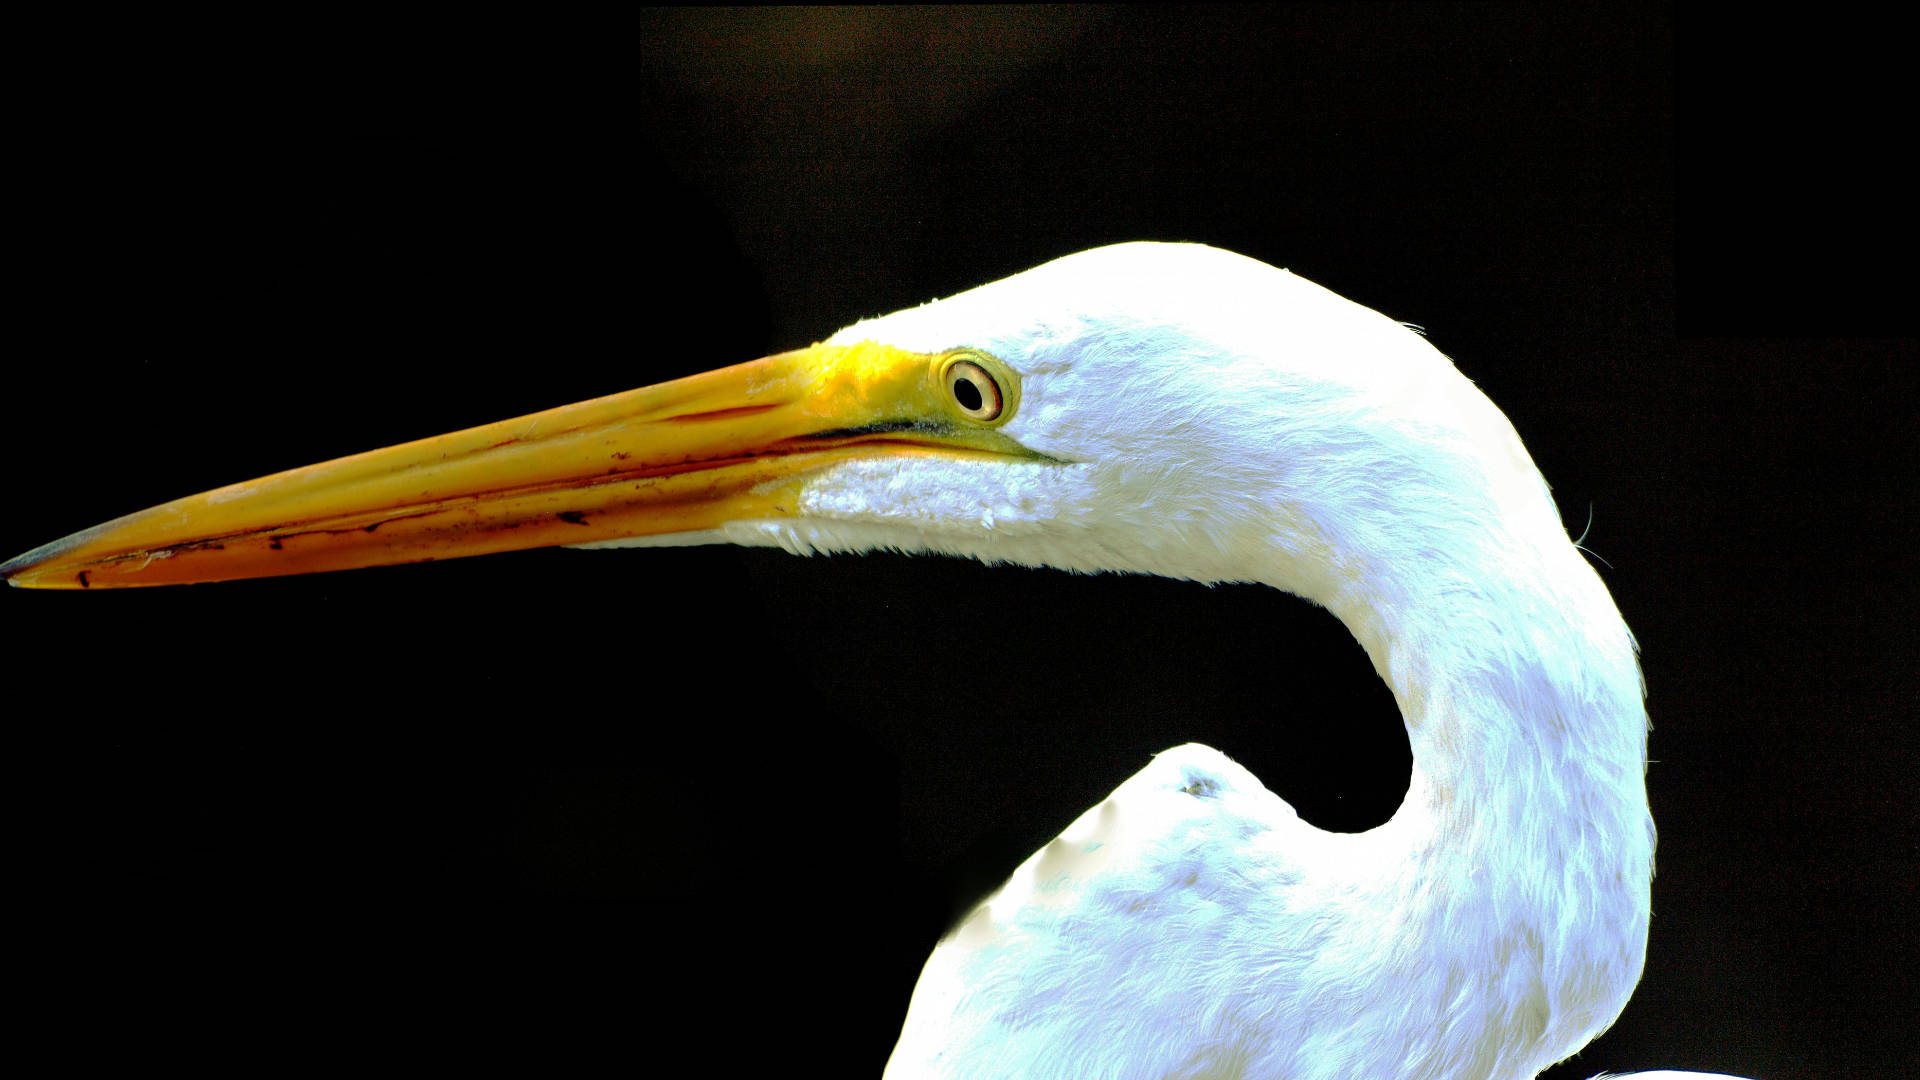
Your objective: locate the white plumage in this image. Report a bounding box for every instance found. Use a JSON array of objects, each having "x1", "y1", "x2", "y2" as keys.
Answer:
[
  {"x1": 619, "y1": 243, "x2": 1699, "y2": 1078},
  {"x1": 3, "y1": 242, "x2": 1747, "y2": 1078}
]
